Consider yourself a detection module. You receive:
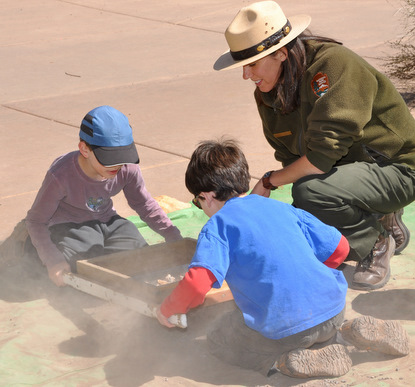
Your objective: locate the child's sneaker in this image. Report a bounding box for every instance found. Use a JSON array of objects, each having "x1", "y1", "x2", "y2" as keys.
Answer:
[
  {"x1": 339, "y1": 315, "x2": 410, "y2": 356},
  {"x1": 274, "y1": 344, "x2": 352, "y2": 379}
]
